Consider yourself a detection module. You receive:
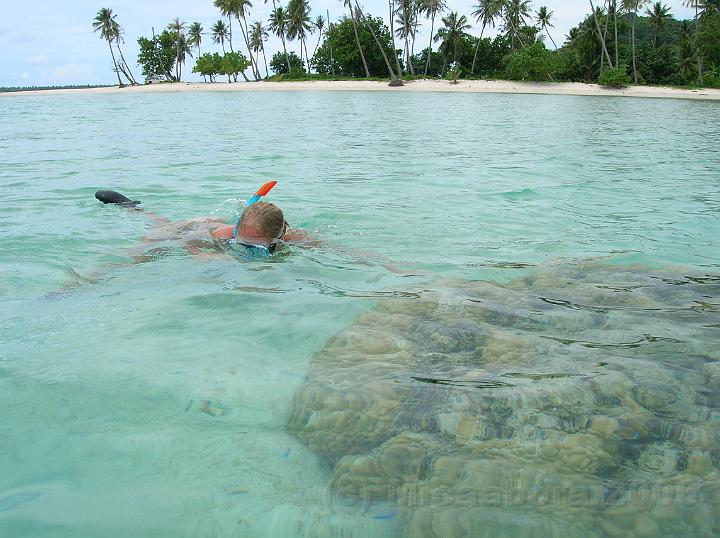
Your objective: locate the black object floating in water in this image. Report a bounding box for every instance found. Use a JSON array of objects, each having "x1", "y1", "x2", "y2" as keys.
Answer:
[{"x1": 95, "y1": 189, "x2": 141, "y2": 207}]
